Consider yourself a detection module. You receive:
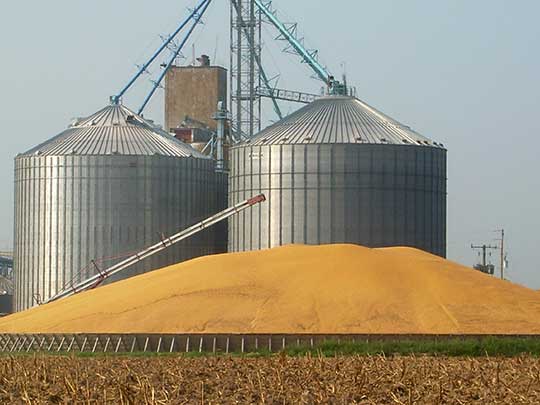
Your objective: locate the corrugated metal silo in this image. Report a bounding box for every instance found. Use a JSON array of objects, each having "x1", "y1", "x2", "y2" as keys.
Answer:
[
  {"x1": 229, "y1": 95, "x2": 447, "y2": 256},
  {"x1": 14, "y1": 104, "x2": 224, "y2": 311}
]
